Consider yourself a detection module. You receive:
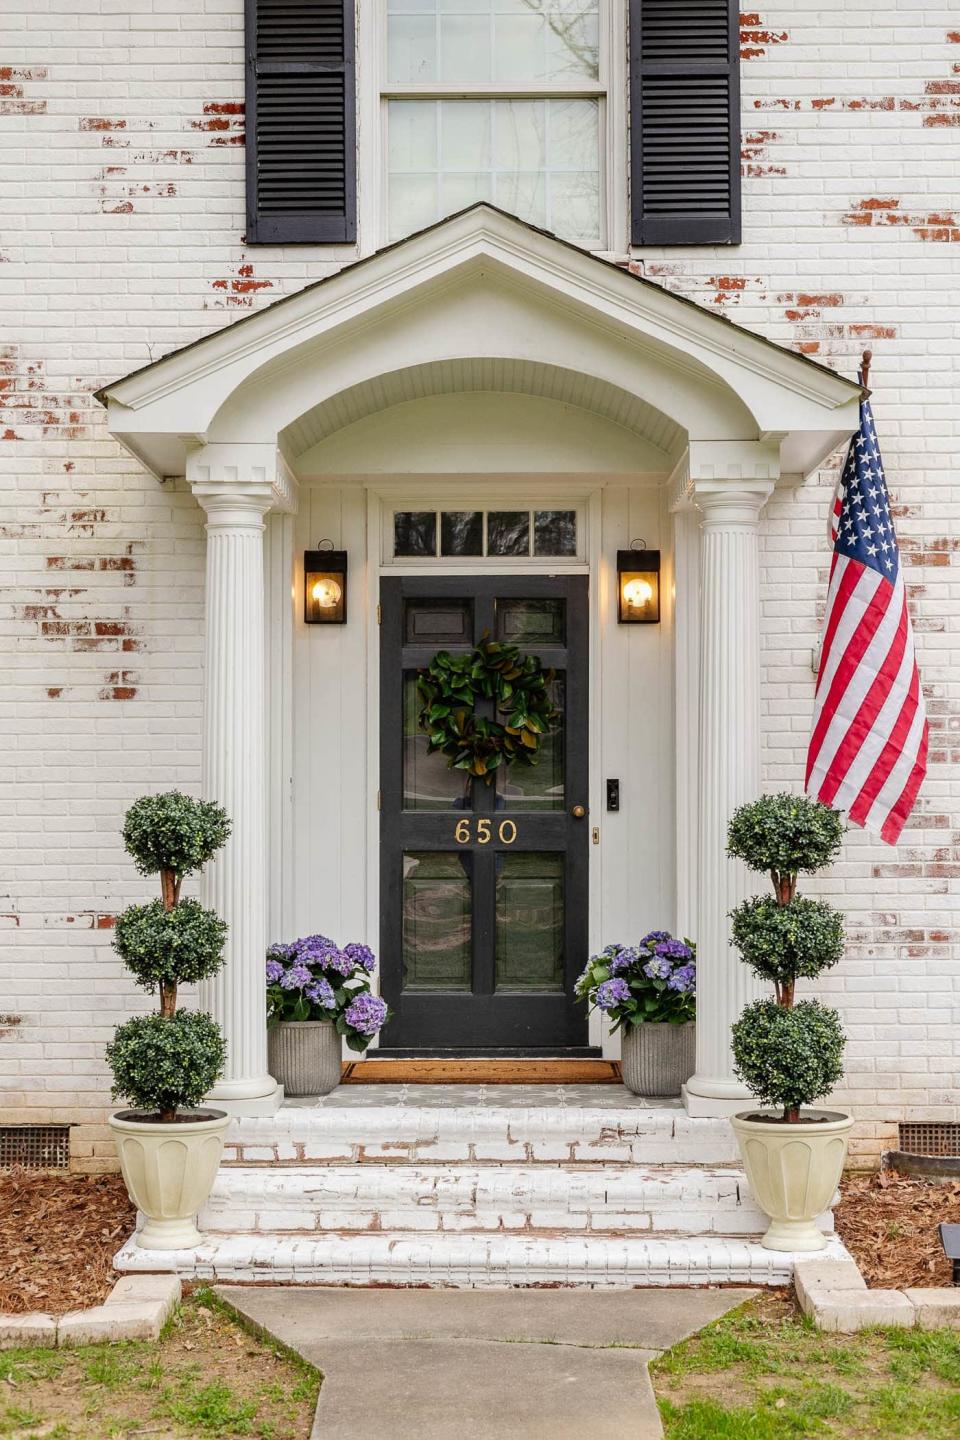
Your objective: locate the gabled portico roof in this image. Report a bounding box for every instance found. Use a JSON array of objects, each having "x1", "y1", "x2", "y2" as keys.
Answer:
[{"x1": 97, "y1": 204, "x2": 864, "y2": 483}]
